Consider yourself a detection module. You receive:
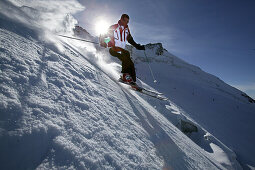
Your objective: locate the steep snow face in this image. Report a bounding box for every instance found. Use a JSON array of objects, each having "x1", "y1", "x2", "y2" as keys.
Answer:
[
  {"x1": 0, "y1": 17, "x2": 165, "y2": 169},
  {"x1": 0, "y1": 18, "x2": 226, "y2": 170},
  {"x1": 0, "y1": 2, "x2": 228, "y2": 169},
  {"x1": 131, "y1": 43, "x2": 255, "y2": 168},
  {"x1": 0, "y1": 0, "x2": 251, "y2": 169}
]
